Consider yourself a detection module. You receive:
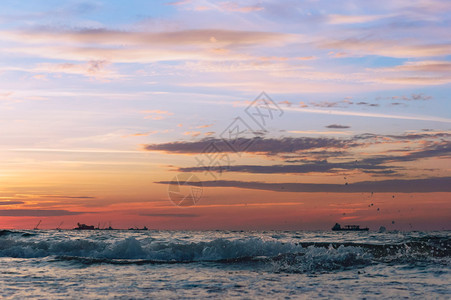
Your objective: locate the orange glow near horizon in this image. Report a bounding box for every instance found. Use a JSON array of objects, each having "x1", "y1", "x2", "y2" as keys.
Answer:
[{"x1": 1, "y1": 142, "x2": 450, "y2": 230}]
